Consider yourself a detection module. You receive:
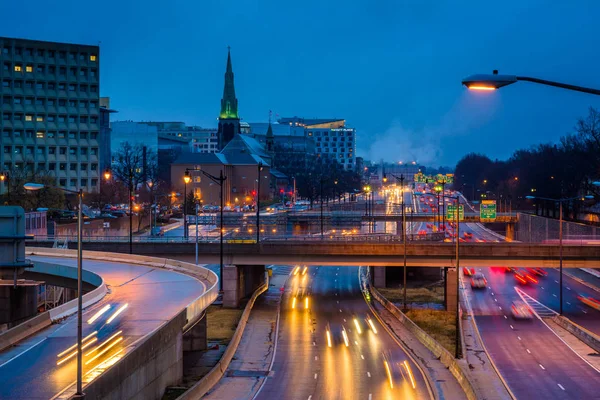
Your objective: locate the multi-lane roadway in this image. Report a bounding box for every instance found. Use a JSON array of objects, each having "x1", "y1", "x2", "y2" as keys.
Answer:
[{"x1": 0, "y1": 256, "x2": 207, "y2": 399}]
